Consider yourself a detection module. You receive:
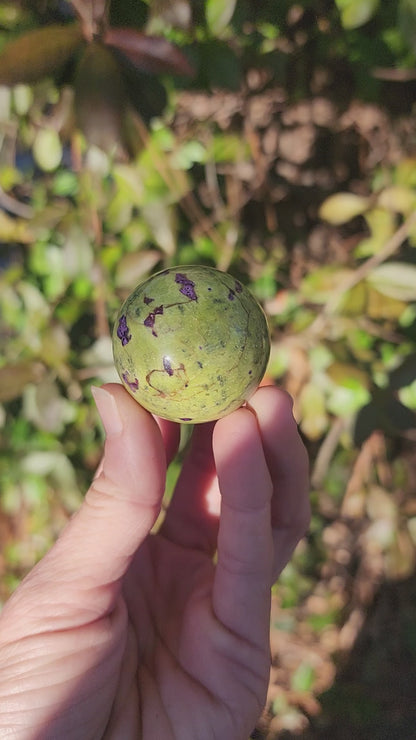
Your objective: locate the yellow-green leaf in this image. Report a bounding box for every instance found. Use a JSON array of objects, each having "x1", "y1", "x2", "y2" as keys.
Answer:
[
  {"x1": 206, "y1": 0, "x2": 237, "y2": 35},
  {"x1": 335, "y1": 0, "x2": 379, "y2": 29},
  {"x1": 299, "y1": 383, "x2": 329, "y2": 440},
  {"x1": 319, "y1": 192, "x2": 370, "y2": 224},
  {"x1": 327, "y1": 362, "x2": 370, "y2": 389},
  {"x1": 377, "y1": 186, "x2": 416, "y2": 215},
  {"x1": 33, "y1": 128, "x2": 62, "y2": 172},
  {"x1": 0, "y1": 211, "x2": 33, "y2": 243},
  {"x1": 355, "y1": 208, "x2": 396, "y2": 257},
  {"x1": 366, "y1": 287, "x2": 407, "y2": 319},
  {"x1": 301, "y1": 266, "x2": 353, "y2": 303}
]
